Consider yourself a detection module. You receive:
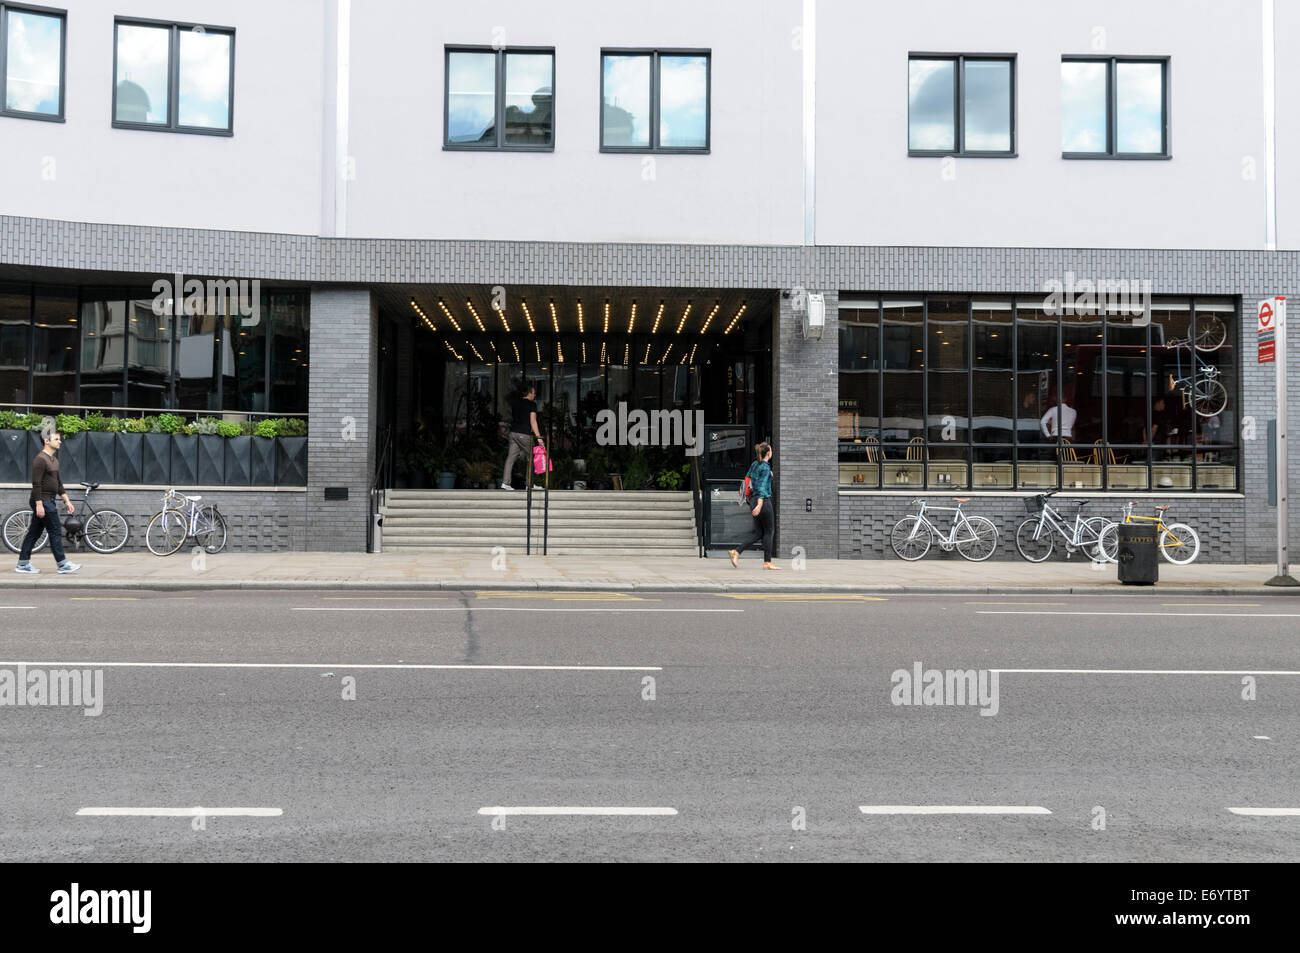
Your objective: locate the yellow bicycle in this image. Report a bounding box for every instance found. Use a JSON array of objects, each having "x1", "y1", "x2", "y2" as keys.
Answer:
[{"x1": 1098, "y1": 502, "x2": 1201, "y2": 565}]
